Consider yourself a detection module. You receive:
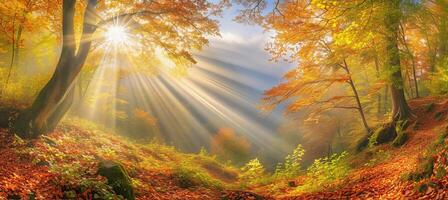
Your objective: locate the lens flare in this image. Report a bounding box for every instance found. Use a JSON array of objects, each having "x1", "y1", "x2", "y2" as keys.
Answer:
[{"x1": 105, "y1": 25, "x2": 129, "y2": 45}]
